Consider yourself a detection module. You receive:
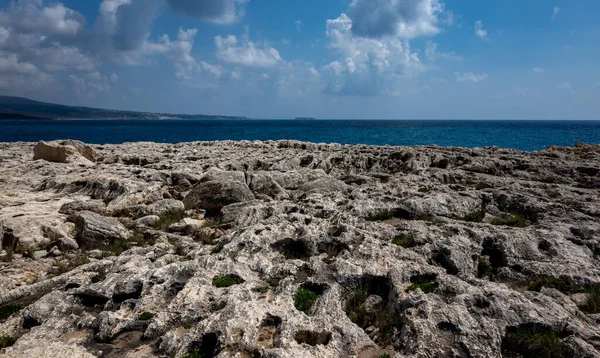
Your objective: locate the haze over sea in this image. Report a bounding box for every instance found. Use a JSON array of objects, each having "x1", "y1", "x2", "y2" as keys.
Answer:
[{"x1": 1, "y1": 119, "x2": 599, "y2": 152}]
